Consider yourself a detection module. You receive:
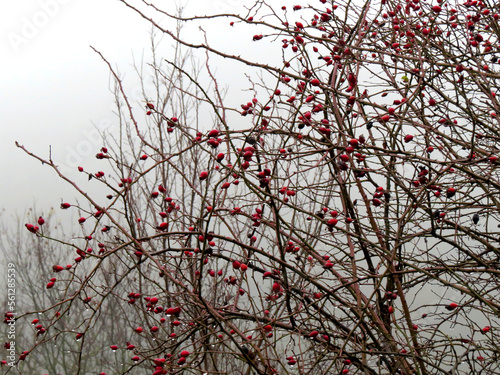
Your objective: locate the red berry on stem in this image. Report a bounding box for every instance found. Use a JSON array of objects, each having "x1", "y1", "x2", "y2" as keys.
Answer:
[
  {"x1": 272, "y1": 282, "x2": 281, "y2": 293},
  {"x1": 446, "y1": 187, "x2": 456, "y2": 198}
]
